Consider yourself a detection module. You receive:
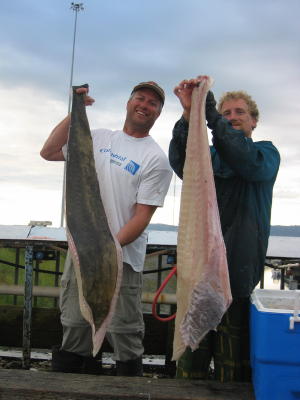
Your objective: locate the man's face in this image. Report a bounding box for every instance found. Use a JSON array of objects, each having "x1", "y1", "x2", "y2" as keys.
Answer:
[
  {"x1": 220, "y1": 98, "x2": 257, "y2": 138},
  {"x1": 126, "y1": 88, "x2": 162, "y2": 132}
]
